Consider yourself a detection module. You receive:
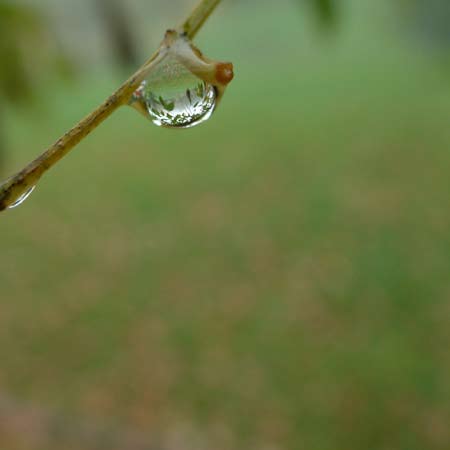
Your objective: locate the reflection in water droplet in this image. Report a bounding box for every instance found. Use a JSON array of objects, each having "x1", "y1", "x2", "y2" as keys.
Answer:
[
  {"x1": 132, "y1": 55, "x2": 217, "y2": 129},
  {"x1": 8, "y1": 186, "x2": 35, "y2": 209}
]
